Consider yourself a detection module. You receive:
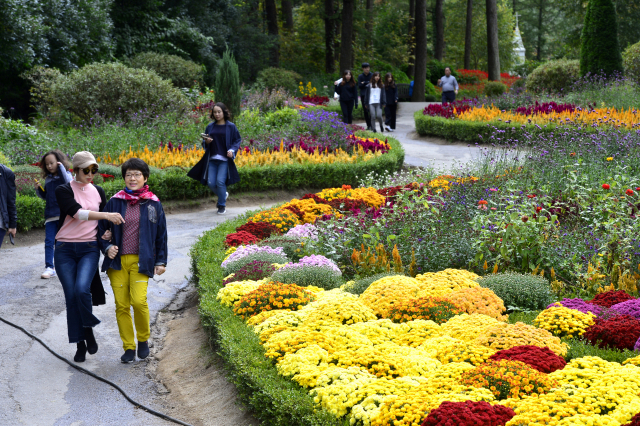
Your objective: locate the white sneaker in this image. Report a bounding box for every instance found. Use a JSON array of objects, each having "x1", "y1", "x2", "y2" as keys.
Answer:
[
  {"x1": 385, "y1": 126, "x2": 392, "y2": 132},
  {"x1": 41, "y1": 267, "x2": 56, "y2": 279},
  {"x1": 226, "y1": 191, "x2": 229, "y2": 201}
]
